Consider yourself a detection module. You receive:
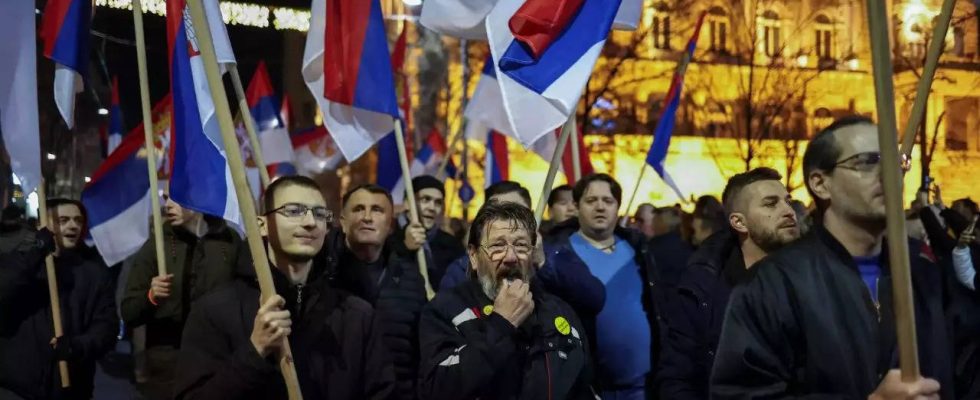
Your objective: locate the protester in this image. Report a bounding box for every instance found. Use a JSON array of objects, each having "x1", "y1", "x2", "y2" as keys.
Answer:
[
  {"x1": 120, "y1": 191, "x2": 243, "y2": 400},
  {"x1": 631, "y1": 203, "x2": 656, "y2": 238},
  {"x1": 652, "y1": 206, "x2": 682, "y2": 237},
  {"x1": 658, "y1": 167, "x2": 801, "y2": 399},
  {"x1": 690, "y1": 195, "x2": 726, "y2": 247},
  {"x1": 174, "y1": 176, "x2": 394, "y2": 399},
  {"x1": 647, "y1": 205, "x2": 694, "y2": 289},
  {"x1": 540, "y1": 184, "x2": 576, "y2": 235},
  {"x1": 710, "y1": 116, "x2": 952, "y2": 399},
  {"x1": 391, "y1": 175, "x2": 465, "y2": 288},
  {"x1": 1, "y1": 199, "x2": 117, "y2": 400},
  {"x1": 329, "y1": 184, "x2": 427, "y2": 400},
  {"x1": 545, "y1": 173, "x2": 664, "y2": 398},
  {"x1": 418, "y1": 202, "x2": 594, "y2": 399}
]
